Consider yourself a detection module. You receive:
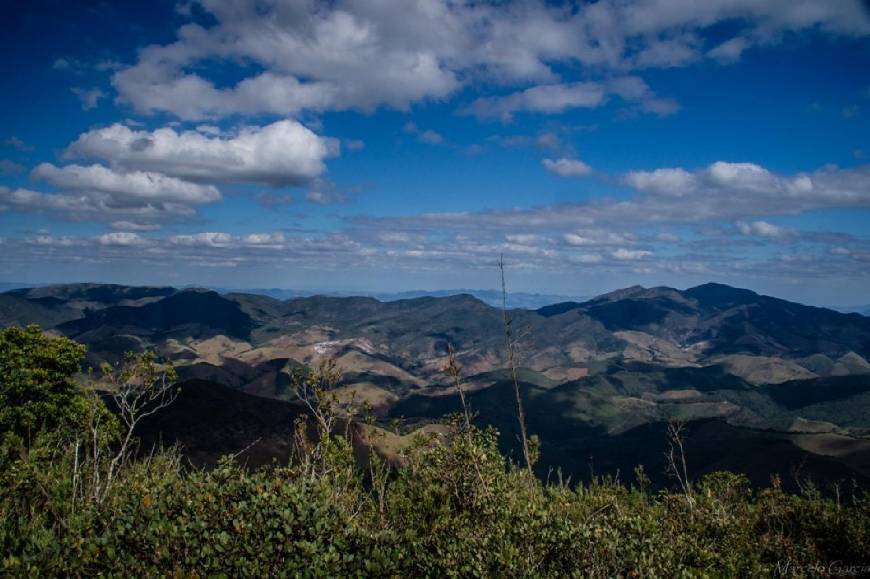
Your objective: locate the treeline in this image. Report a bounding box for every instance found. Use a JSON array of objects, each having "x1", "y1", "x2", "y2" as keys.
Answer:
[{"x1": 1, "y1": 325, "x2": 868, "y2": 577}]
